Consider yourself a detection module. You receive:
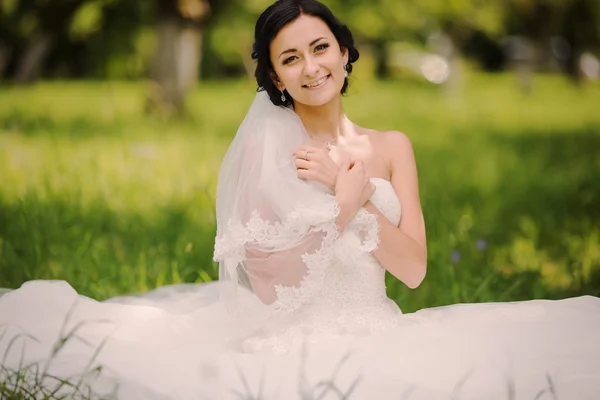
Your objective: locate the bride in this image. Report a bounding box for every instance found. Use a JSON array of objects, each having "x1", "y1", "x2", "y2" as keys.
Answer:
[{"x1": 1, "y1": 1, "x2": 599, "y2": 399}]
